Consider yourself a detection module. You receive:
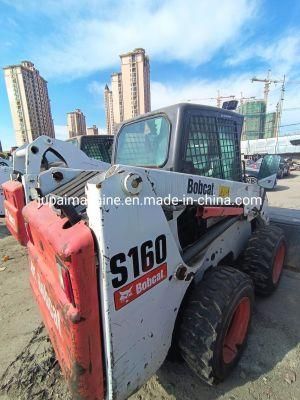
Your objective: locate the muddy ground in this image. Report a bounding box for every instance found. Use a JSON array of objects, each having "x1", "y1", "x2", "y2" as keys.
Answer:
[{"x1": 0, "y1": 172, "x2": 300, "y2": 400}]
